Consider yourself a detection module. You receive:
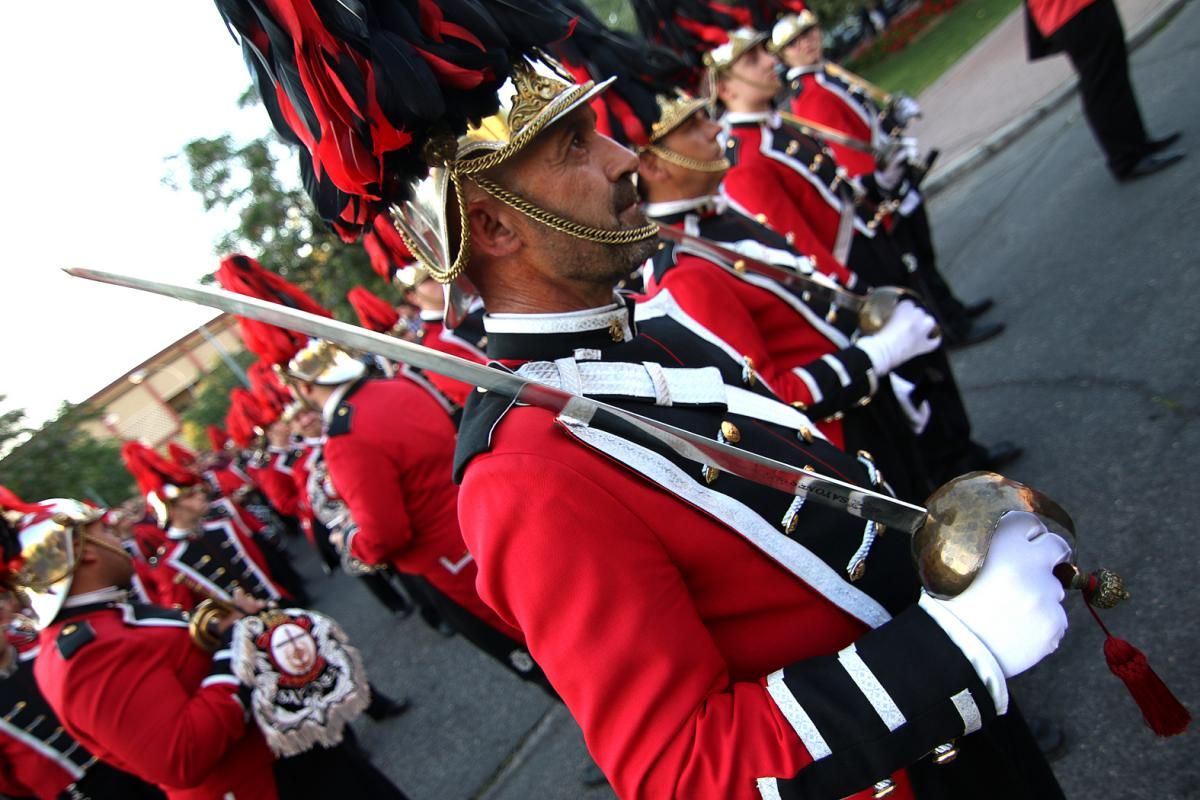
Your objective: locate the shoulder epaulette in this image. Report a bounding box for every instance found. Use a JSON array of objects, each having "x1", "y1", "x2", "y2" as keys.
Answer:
[
  {"x1": 723, "y1": 135, "x2": 742, "y2": 167},
  {"x1": 56, "y1": 620, "x2": 96, "y2": 660},
  {"x1": 327, "y1": 401, "x2": 354, "y2": 437}
]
